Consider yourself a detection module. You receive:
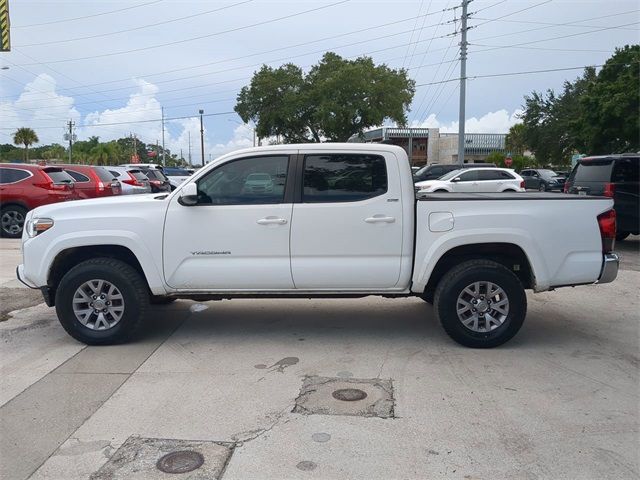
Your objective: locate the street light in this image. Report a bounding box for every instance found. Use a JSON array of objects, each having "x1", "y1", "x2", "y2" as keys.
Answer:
[{"x1": 199, "y1": 109, "x2": 205, "y2": 166}]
